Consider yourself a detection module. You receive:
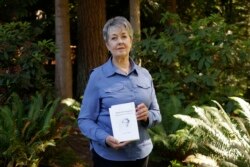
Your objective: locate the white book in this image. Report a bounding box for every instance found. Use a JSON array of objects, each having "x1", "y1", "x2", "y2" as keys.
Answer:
[{"x1": 109, "y1": 102, "x2": 140, "y2": 142}]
